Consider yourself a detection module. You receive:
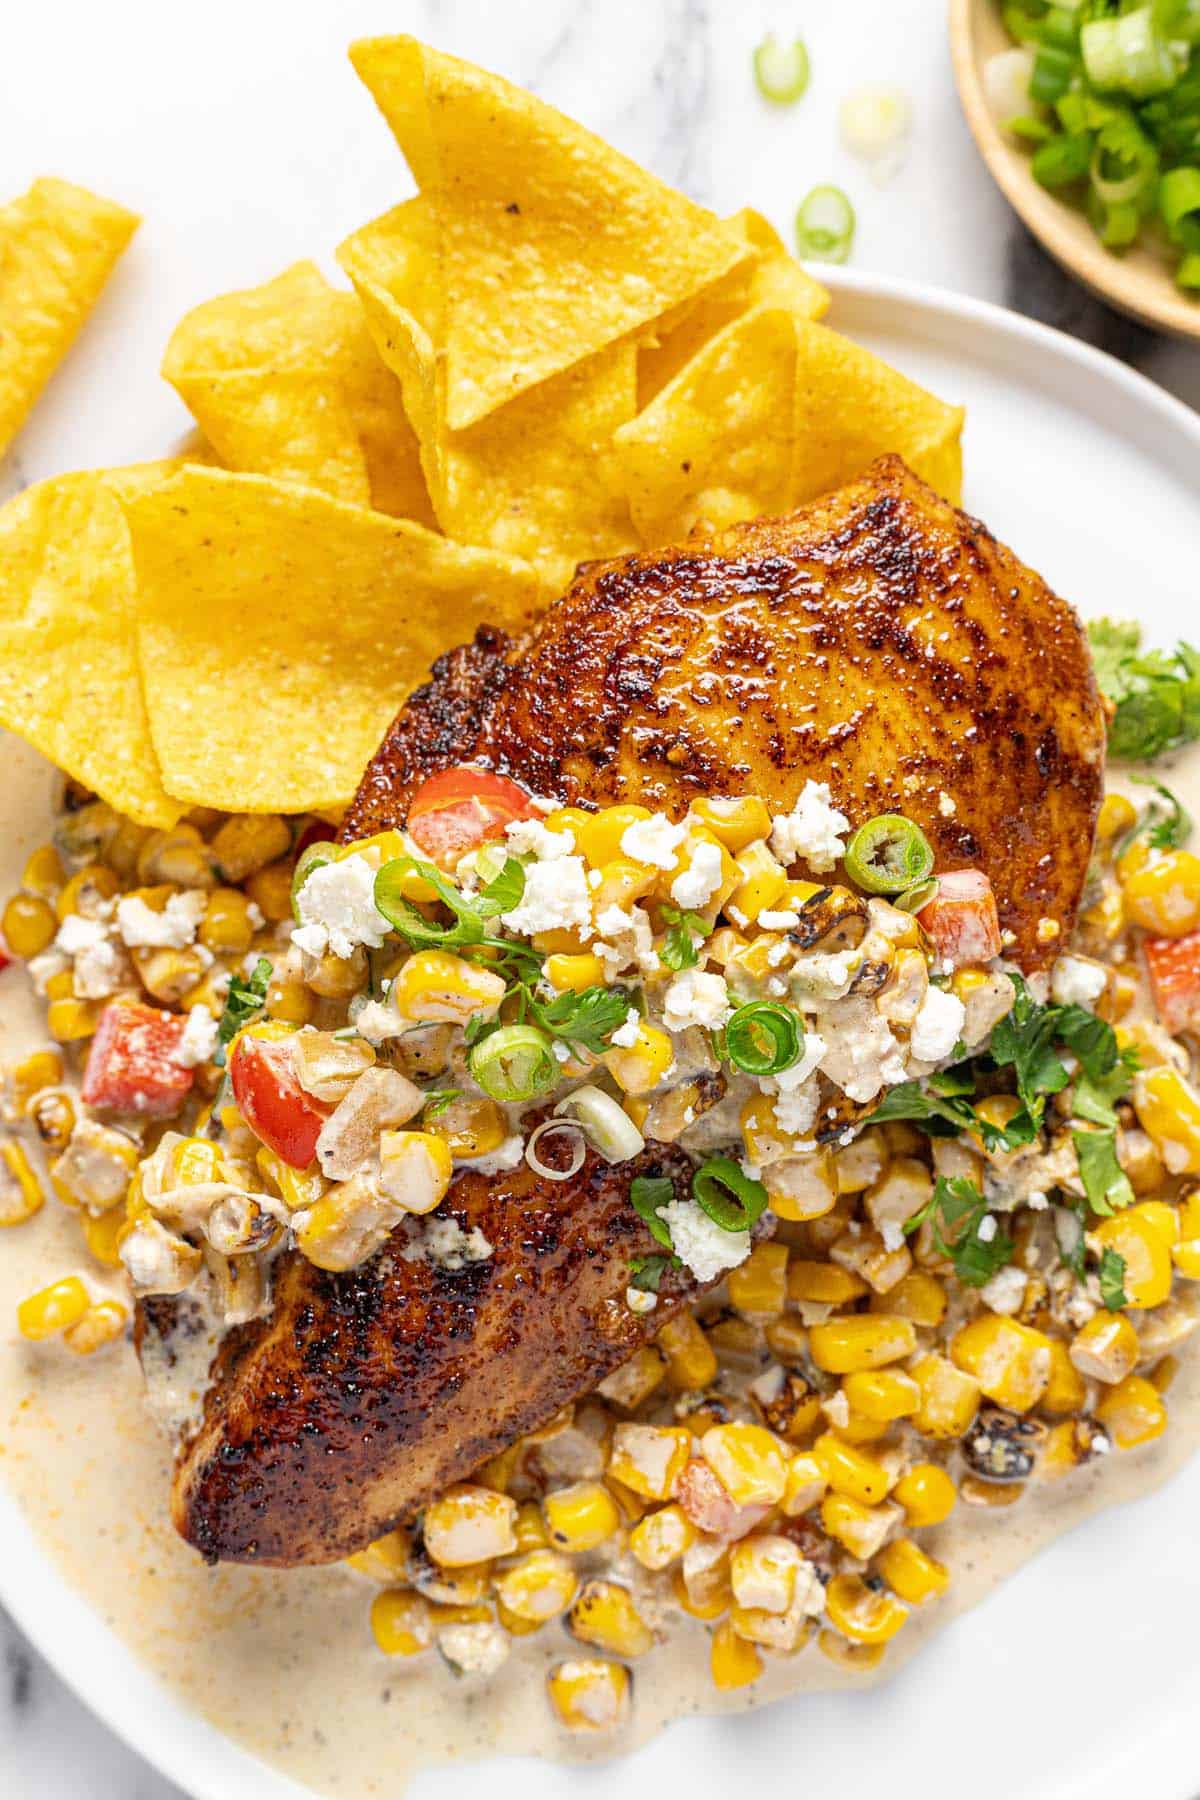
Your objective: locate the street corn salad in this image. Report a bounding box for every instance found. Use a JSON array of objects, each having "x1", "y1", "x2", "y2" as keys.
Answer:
[{"x1": 5, "y1": 699, "x2": 1200, "y2": 1722}]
